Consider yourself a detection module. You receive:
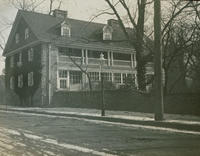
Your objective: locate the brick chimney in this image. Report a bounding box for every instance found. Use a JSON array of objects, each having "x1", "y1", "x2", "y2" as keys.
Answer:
[
  {"x1": 53, "y1": 9, "x2": 68, "y2": 19},
  {"x1": 107, "y1": 19, "x2": 119, "y2": 27}
]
